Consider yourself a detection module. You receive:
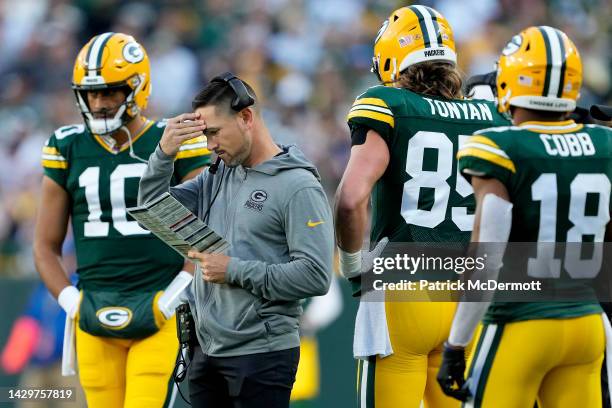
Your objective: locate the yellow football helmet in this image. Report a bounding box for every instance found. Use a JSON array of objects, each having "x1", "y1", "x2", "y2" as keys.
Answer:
[
  {"x1": 496, "y1": 26, "x2": 582, "y2": 113},
  {"x1": 371, "y1": 5, "x2": 456, "y2": 85},
  {"x1": 72, "y1": 32, "x2": 151, "y2": 135}
]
